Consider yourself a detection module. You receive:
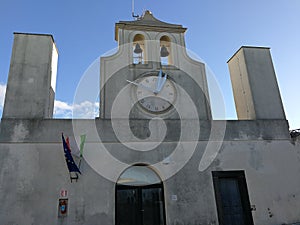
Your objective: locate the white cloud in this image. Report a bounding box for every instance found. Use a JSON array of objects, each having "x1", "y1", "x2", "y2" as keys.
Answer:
[
  {"x1": 53, "y1": 100, "x2": 73, "y2": 118},
  {"x1": 1, "y1": 87, "x2": 98, "y2": 119},
  {"x1": 54, "y1": 100, "x2": 99, "y2": 119},
  {"x1": 0, "y1": 83, "x2": 7, "y2": 112}
]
